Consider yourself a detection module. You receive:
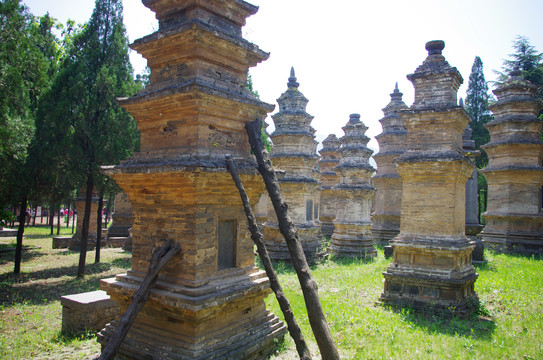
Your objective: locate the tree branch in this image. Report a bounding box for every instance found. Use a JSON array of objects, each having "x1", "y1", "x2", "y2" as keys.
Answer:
[
  {"x1": 245, "y1": 119, "x2": 340, "y2": 360},
  {"x1": 98, "y1": 239, "x2": 181, "y2": 360},
  {"x1": 226, "y1": 155, "x2": 312, "y2": 360}
]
